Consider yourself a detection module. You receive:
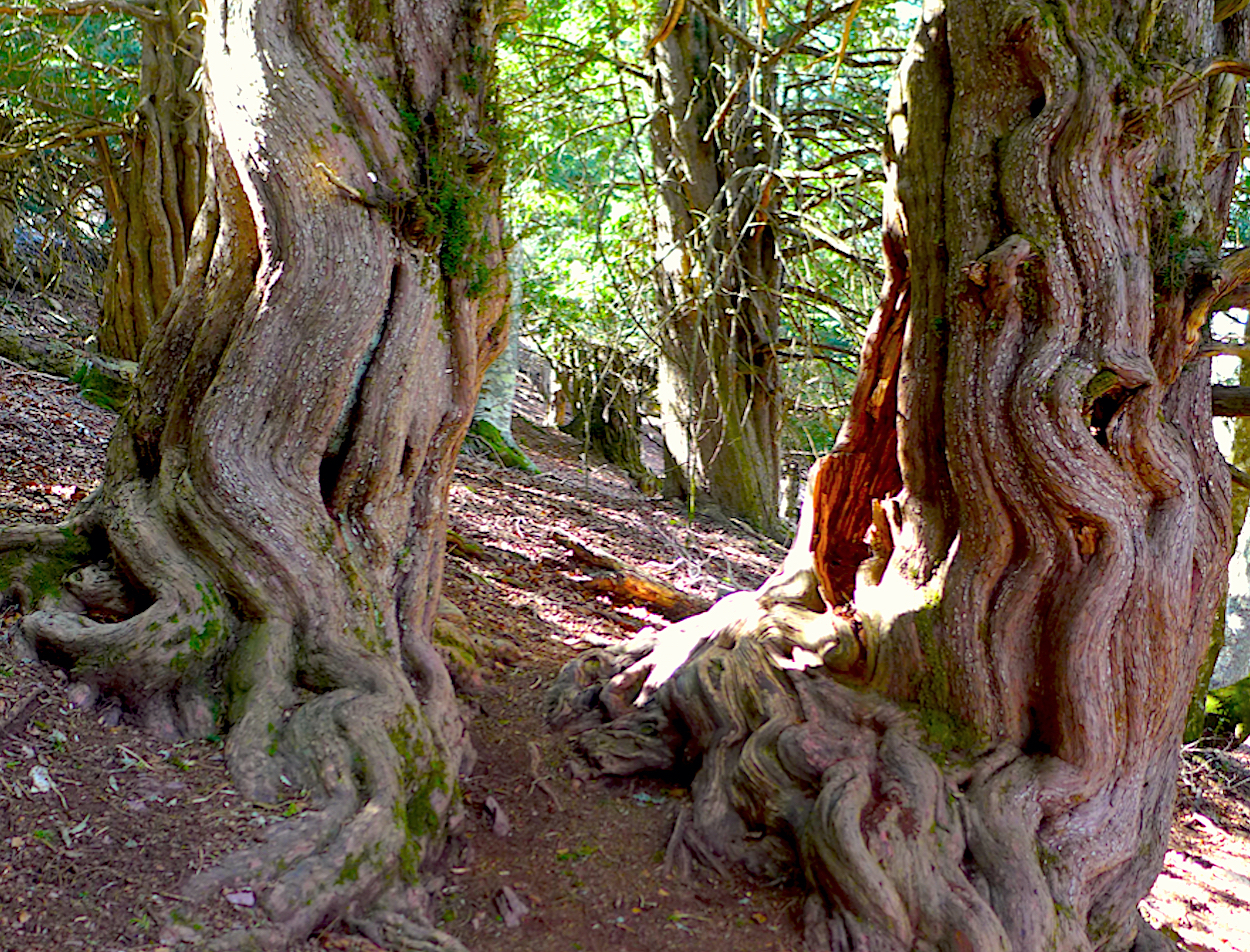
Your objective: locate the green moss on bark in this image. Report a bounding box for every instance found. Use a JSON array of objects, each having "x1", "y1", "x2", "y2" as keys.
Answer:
[
  {"x1": 465, "y1": 418, "x2": 536, "y2": 472},
  {"x1": 0, "y1": 529, "x2": 94, "y2": 604},
  {"x1": 911, "y1": 597, "x2": 987, "y2": 757}
]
